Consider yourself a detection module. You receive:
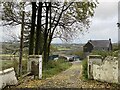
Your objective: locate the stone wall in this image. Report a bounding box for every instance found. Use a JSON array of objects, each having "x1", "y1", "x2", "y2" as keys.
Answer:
[
  {"x1": 0, "y1": 67, "x2": 18, "y2": 89},
  {"x1": 88, "y1": 55, "x2": 119, "y2": 83}
]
